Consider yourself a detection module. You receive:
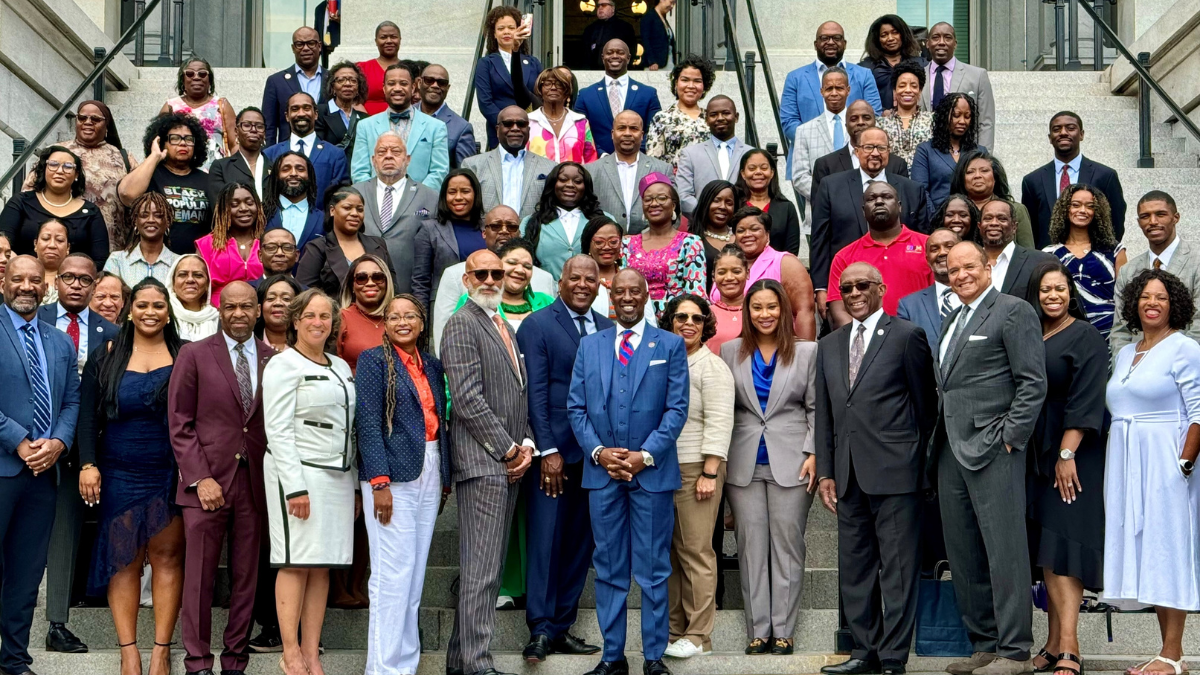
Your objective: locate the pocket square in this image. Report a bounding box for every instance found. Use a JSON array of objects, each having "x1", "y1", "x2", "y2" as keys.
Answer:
[
  {"x1": 968, "y1": 335, "x2": 987, "y2": 341},
  {"x1": 416, "y1": 208, "x2": 430, "y2": 218},
  {"x1": 537, "y1": 174, "x2": 547, "y2": 180},
  {"x1": 649, "y1": 359, "x2": 667, "y2": 366}
]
